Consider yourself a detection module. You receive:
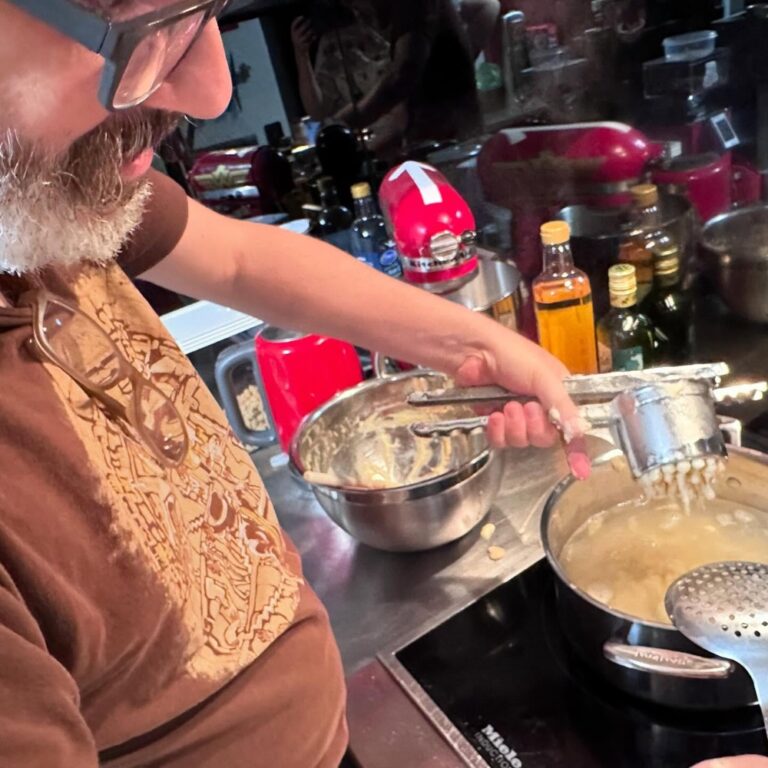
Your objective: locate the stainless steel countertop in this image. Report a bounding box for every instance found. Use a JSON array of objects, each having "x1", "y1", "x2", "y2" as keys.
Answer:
[
  {"x1": 253, "y1": 435, "x2": 613, "y2": 674},
  {"x1": 248, "y1": 289, "x2": 768, "y2": 676}
]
